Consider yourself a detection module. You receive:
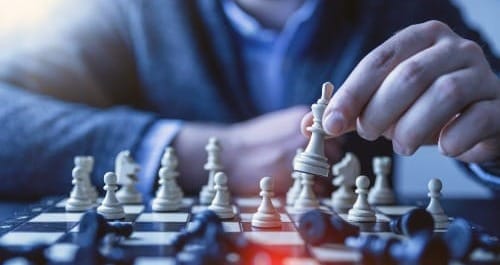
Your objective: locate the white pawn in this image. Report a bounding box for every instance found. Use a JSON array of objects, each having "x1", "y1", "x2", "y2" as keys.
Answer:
[
  {"x1": 331, "y1": 153, "x2": 358, "y2": 212},
  {"x1": 208, "y1": 172, "x2": 234, "y2": 219},
  {"x1": 75, "y1": 156, "x2": 98, "y2": 203},
  {"x1": 293, "y1": 172, "x2": 319, "y2": 212},
  {"x1": 97, "y1": 172, "x2": 125, "y2": 220},
  {"x1": 152, "y1": 167, "x2": 182, "y2": 211},
  {"x1": 252, "y1": 176, "x2": 281, "y2": 228},
  {"x1": 426, "y1": 178, "x2": 449, "y2": 229},
  {"x1": 66, "y1": 167, "x2": 92, "y2": 212},
  {"x1": 368, "y1": 156, "x2": 395, "y2": 205},
  {"x1": 286, "y1": 148, "x2": 303, "y2": 205},
  {"x1": 200, "y1": 137, "x2": 223, "y2": 204},
  {"x1": 115, "y1": 150, "x2": 143, "y2": 204},
  {"x1": 347, "y1": 175, "x2": 376, "y2": 222}
]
